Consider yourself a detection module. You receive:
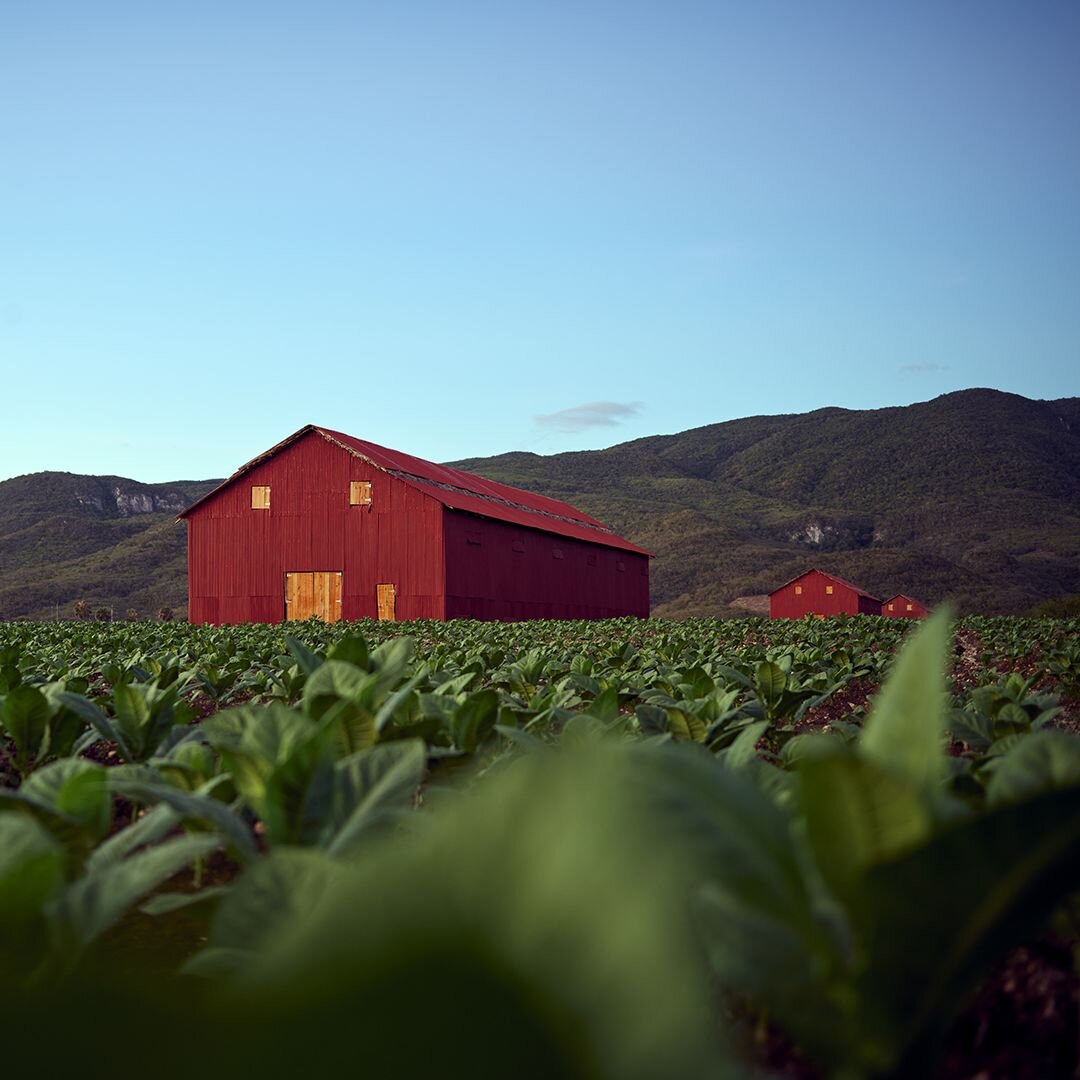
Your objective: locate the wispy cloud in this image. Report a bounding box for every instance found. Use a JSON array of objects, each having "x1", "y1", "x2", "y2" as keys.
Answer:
[
  {"x1": 899, "y1": 363, "x2": 949, "y2": 375},
  {"x1": 535, "y1": 401, "x2": 643, "y2": 434}
]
